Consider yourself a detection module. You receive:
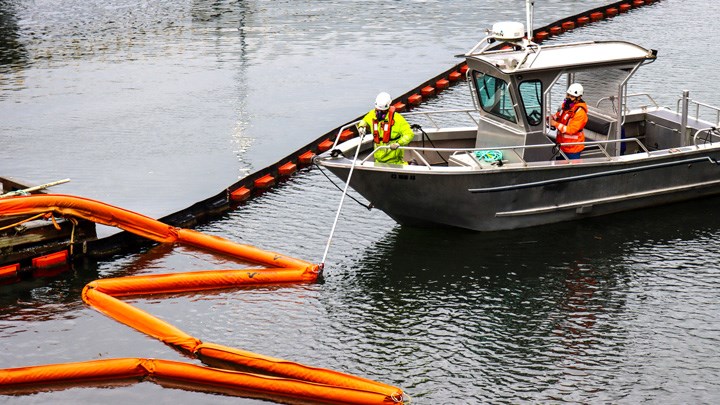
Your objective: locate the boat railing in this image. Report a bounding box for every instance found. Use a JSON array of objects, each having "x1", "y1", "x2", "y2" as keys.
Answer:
[
  {"x1": 597, "y1": 93, "x2": 660, "y2": 114},
  {"x1": 464, "y1": 34, "x2": 497, "y2": 57},
  {"x1": 676, "y1": 97, "x2": 720, "y2": 126},
  {"x1": 626, "y1": 93, "x2": 660, "y2": 111},
  {"x1": 464, "y1": 37, "x2": 542, "y2": 73},
  {"x1": 331, "y1": 122, "x2": 362, "y2": 150},
  {"x1": 331, "y1": 109, "x2": 480, "y2": 151},
  {"x1": 363, "y1": 137, "x2": 650, "y2": 169},
  {"x1": 693, "y1": 127, "x2": 720, "y2": 147}
]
